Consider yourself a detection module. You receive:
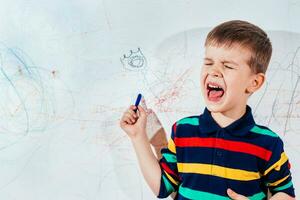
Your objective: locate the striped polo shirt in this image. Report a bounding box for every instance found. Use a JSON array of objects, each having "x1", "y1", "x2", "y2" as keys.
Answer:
[{"x1": 157, "y1": 105, "x2": 295, "y2": 199}]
